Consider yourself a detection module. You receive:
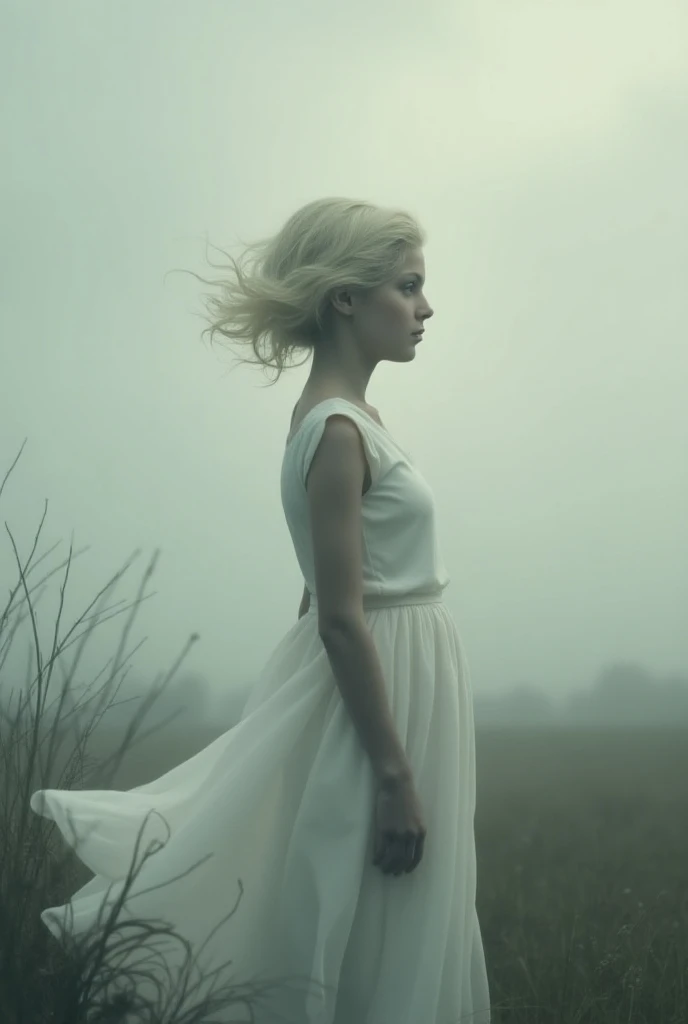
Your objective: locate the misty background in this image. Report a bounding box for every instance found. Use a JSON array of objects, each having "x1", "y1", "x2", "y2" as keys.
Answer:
[{"x1": 1, "y1": 0, "x2": 686, "y2": 748}]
